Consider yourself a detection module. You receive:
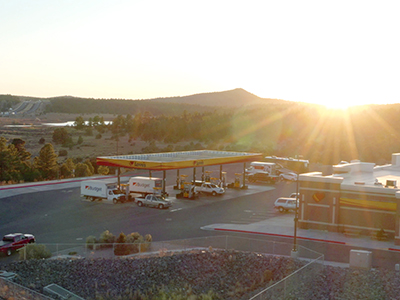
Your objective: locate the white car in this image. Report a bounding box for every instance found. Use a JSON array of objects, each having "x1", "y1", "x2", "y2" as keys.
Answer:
[
  {"x1": 279, "y1": 172, "x2": 297, "y2": 181},
  {"x1": 274, "y1": 197, "x2": 298, "y2": 213}
]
